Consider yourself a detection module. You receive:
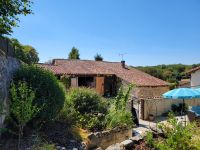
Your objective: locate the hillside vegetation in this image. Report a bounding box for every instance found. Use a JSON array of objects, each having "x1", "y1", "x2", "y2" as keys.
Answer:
[{"x1": 134, "y1": 64, "x2": 200, "y2": 85}]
